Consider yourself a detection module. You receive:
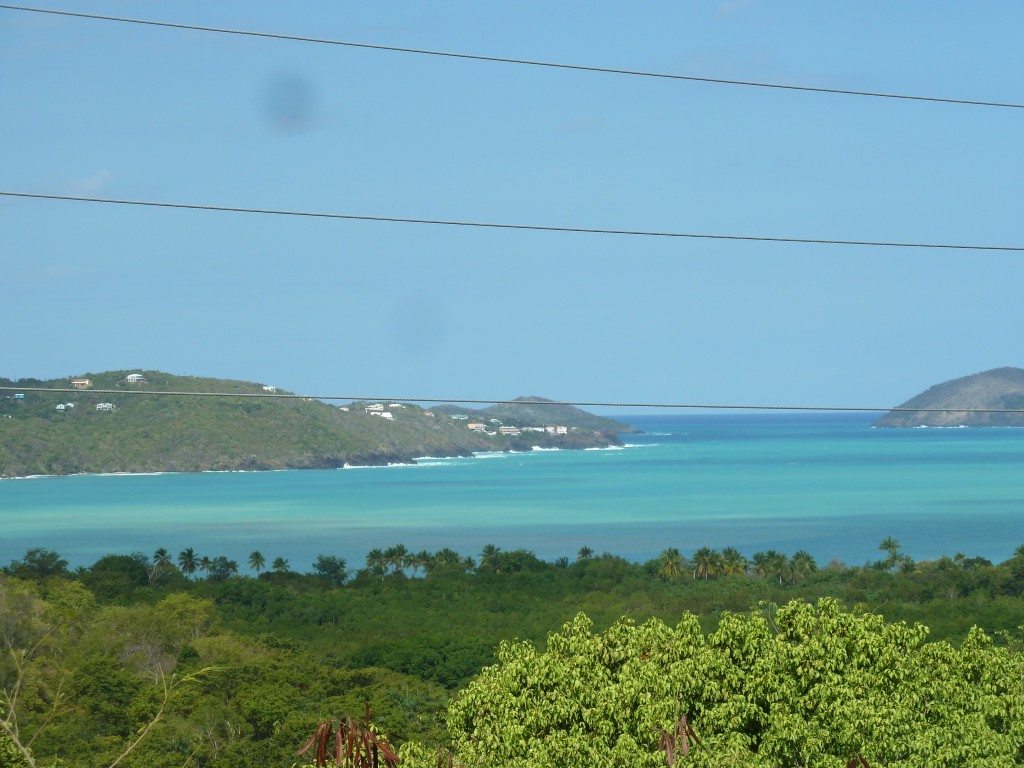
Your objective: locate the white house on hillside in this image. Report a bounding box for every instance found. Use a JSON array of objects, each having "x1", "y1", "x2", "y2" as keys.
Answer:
[{"x1": 125, "y1": 373, "x2": 146, "y2": 384}]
